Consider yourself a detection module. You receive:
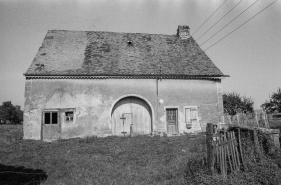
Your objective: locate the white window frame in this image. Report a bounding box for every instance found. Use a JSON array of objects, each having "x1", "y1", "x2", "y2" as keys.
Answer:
[{"x1": 43, "y1": 109, "x2": 60, "y2": 125}]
